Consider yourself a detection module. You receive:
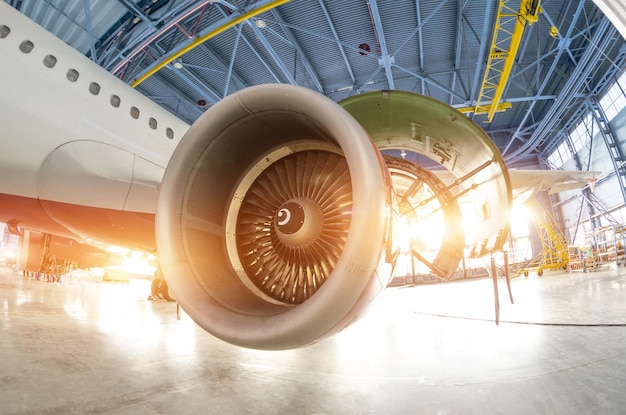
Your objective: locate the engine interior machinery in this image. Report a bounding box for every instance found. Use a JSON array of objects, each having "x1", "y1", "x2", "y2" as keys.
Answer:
[{"x1": 156, "y1": 84, "x2": 511, "y2": 350}]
